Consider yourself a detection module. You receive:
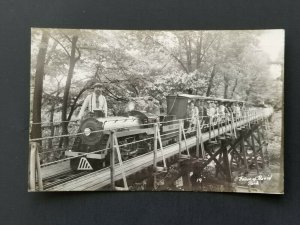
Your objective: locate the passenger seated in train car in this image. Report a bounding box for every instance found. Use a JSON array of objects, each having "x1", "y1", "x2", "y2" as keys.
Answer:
[
  {"x1": 122, "y1": 100, "x2": 135, "y2": 115},
  {"x1": 214, "y1": 101, "x2": 218, "y2": 113},
  {"x1": 196, "y1": 99, "x2": 205, "y2": 122},
  {"x1": 213, "y1": 100, "x2": 220, "y2": 123},
  {"x1": 201, "y1": 100, "x2": 209, "y2": 126},
  {"x1": 235, "y1": 102, "x2": 241, "y2": 119},
  {"x1": 77, "y1": 82, "x2": 108, "y2": 120},
  {"x1": 240, "y1": 102, "x2": 246, "y2": 116},
  {"x1": 221, "y1": 101, "x2": 229, "y2": 122},
  {"x1": 193, "y1": 100, "x2": 199, "y2": 119},
  {"x1": 217, "y1": 101, "x2": 226, "y2": 123},
  {"x1": 144, "y1": 96, "x2": 160, "y2": 116},
  {"x1": 195, "y1": 99, "x2": 202, "y2": 116},
  {"x1": 186, "y1": 100, "x2": 190, "y2": 113},
  {"x1": 218, "y1": 101, "x2": 226, "y2": 116},
  {"x1": 207, "y1": 101, "x2": 216, "y2": 125},
  {"x1": 159, "y1": 98, "x2": 167, "y2": 114},
  {"x1": 226, "y1": 102, "x2": 233, "y2": 114},
  {"x1": 186, "y1": 100, "x2": 199, "y2": 130},
  {"x1": 226, "y1": 102, "x2": 232, "y2": 120},
  {"x1": 206, "y1": 101, "x2": 214, "y2": 117},
  {"x1": 187, "y1": 88, "x2": 193, "y2": 95},
  {"x1": 231, "y1": 102, "x2": 237, "y2": 118}
]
